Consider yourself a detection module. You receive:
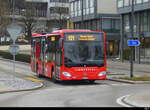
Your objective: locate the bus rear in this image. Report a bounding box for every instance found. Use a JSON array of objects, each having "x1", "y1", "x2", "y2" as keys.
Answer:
[{"x1": 59, "y1": 30, "x2": 107, "y2": 83}]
